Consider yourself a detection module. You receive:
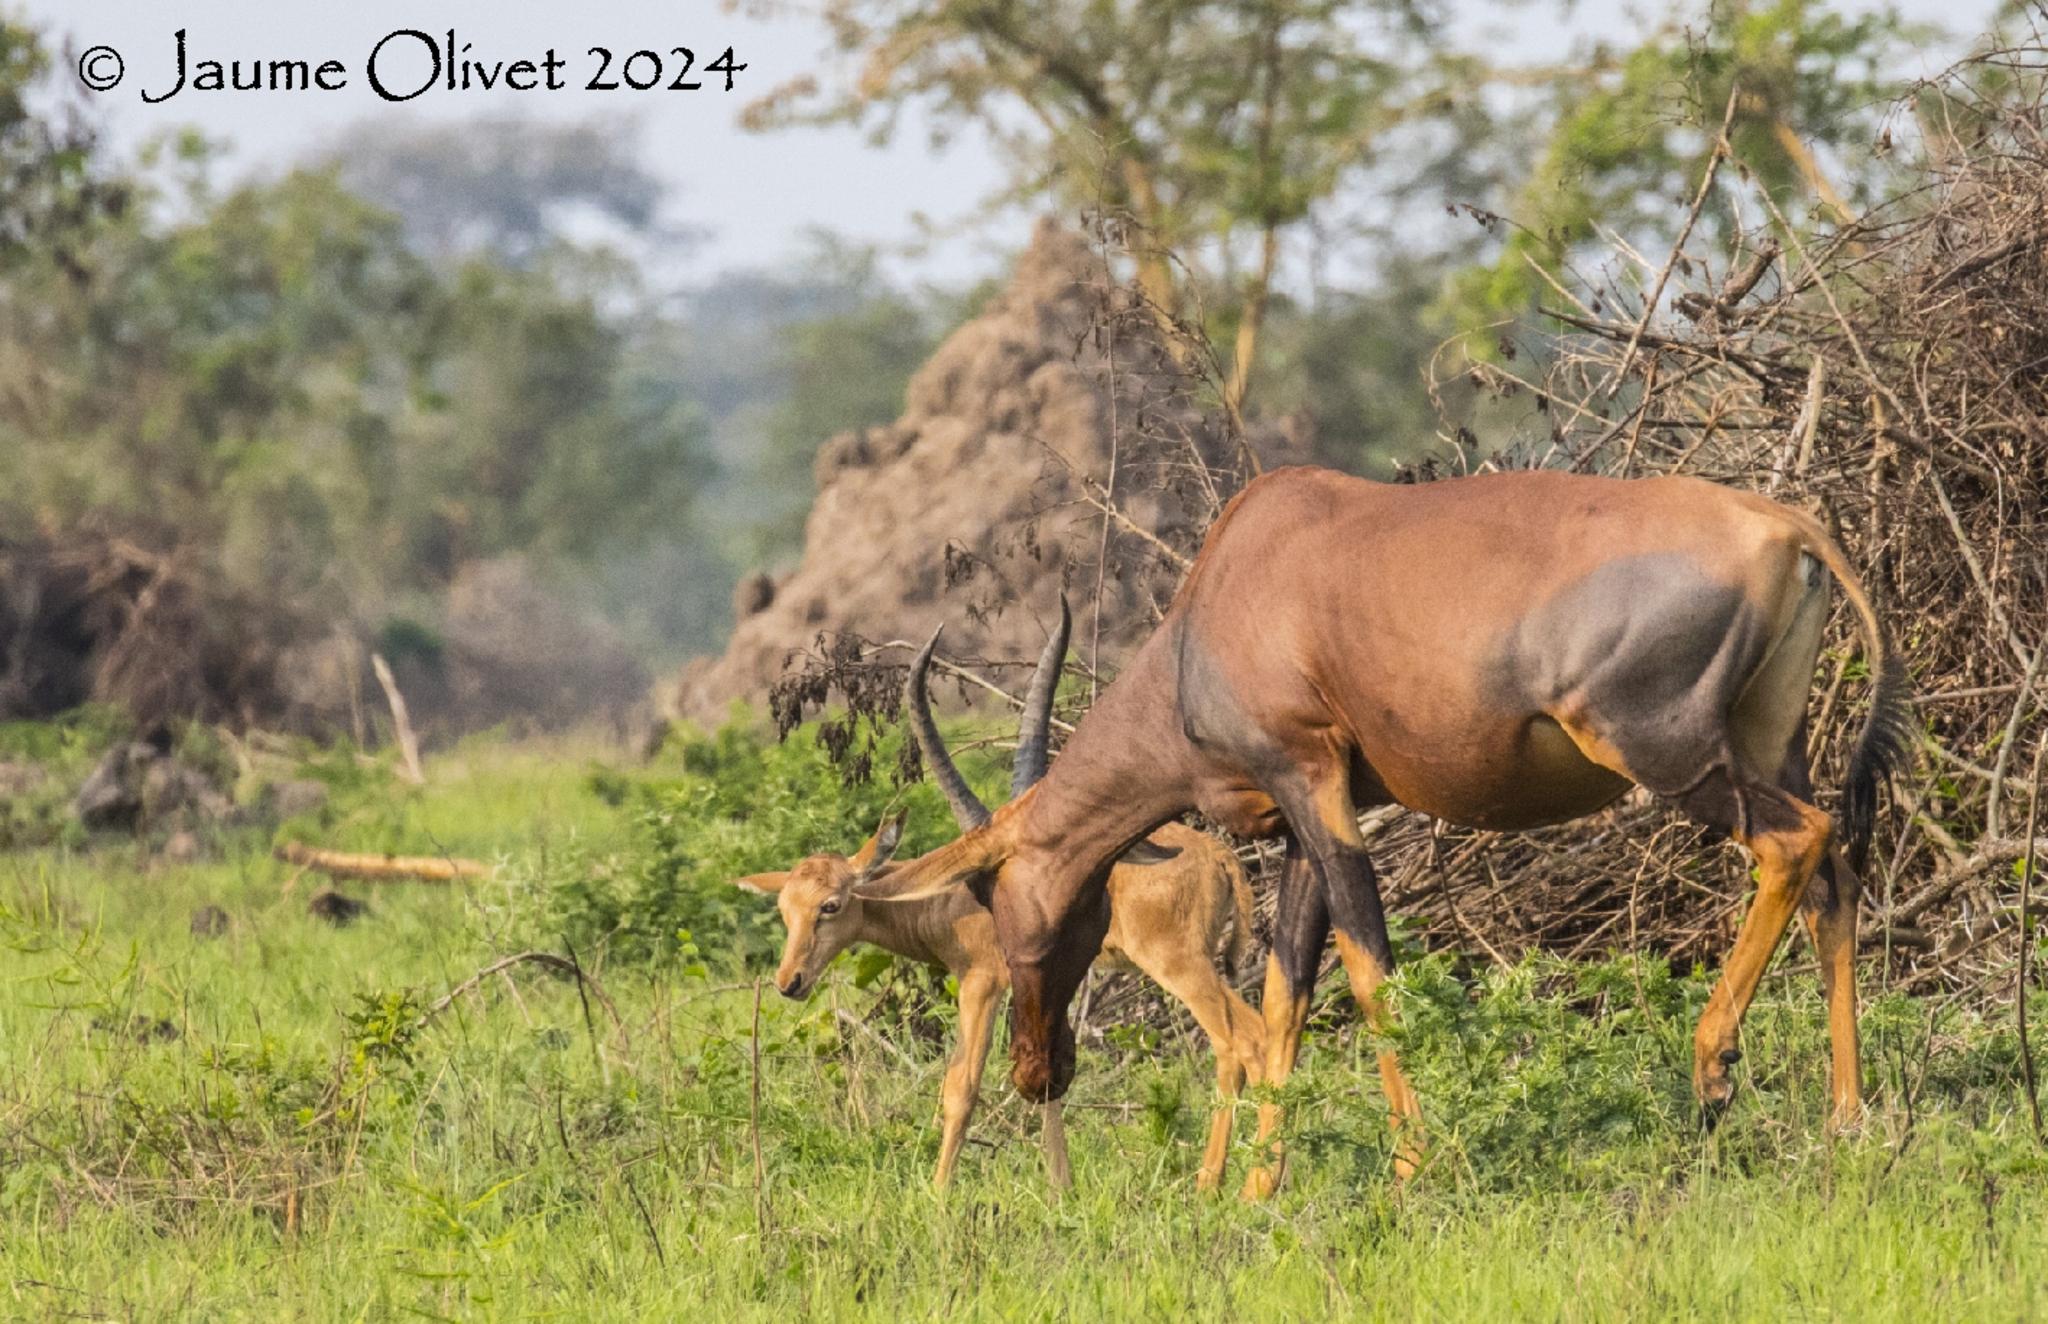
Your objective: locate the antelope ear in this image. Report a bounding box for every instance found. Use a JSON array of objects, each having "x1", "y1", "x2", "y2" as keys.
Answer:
[
  {"x1": 850, "y1": 810, "x2": 908, "y2": 875},
  {"x1": 1120, "y1": 838, "x2": 1182, "y2": 866},
  {"x1": 732, "y1": 871, "x2": 790, "y2": 896}
]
